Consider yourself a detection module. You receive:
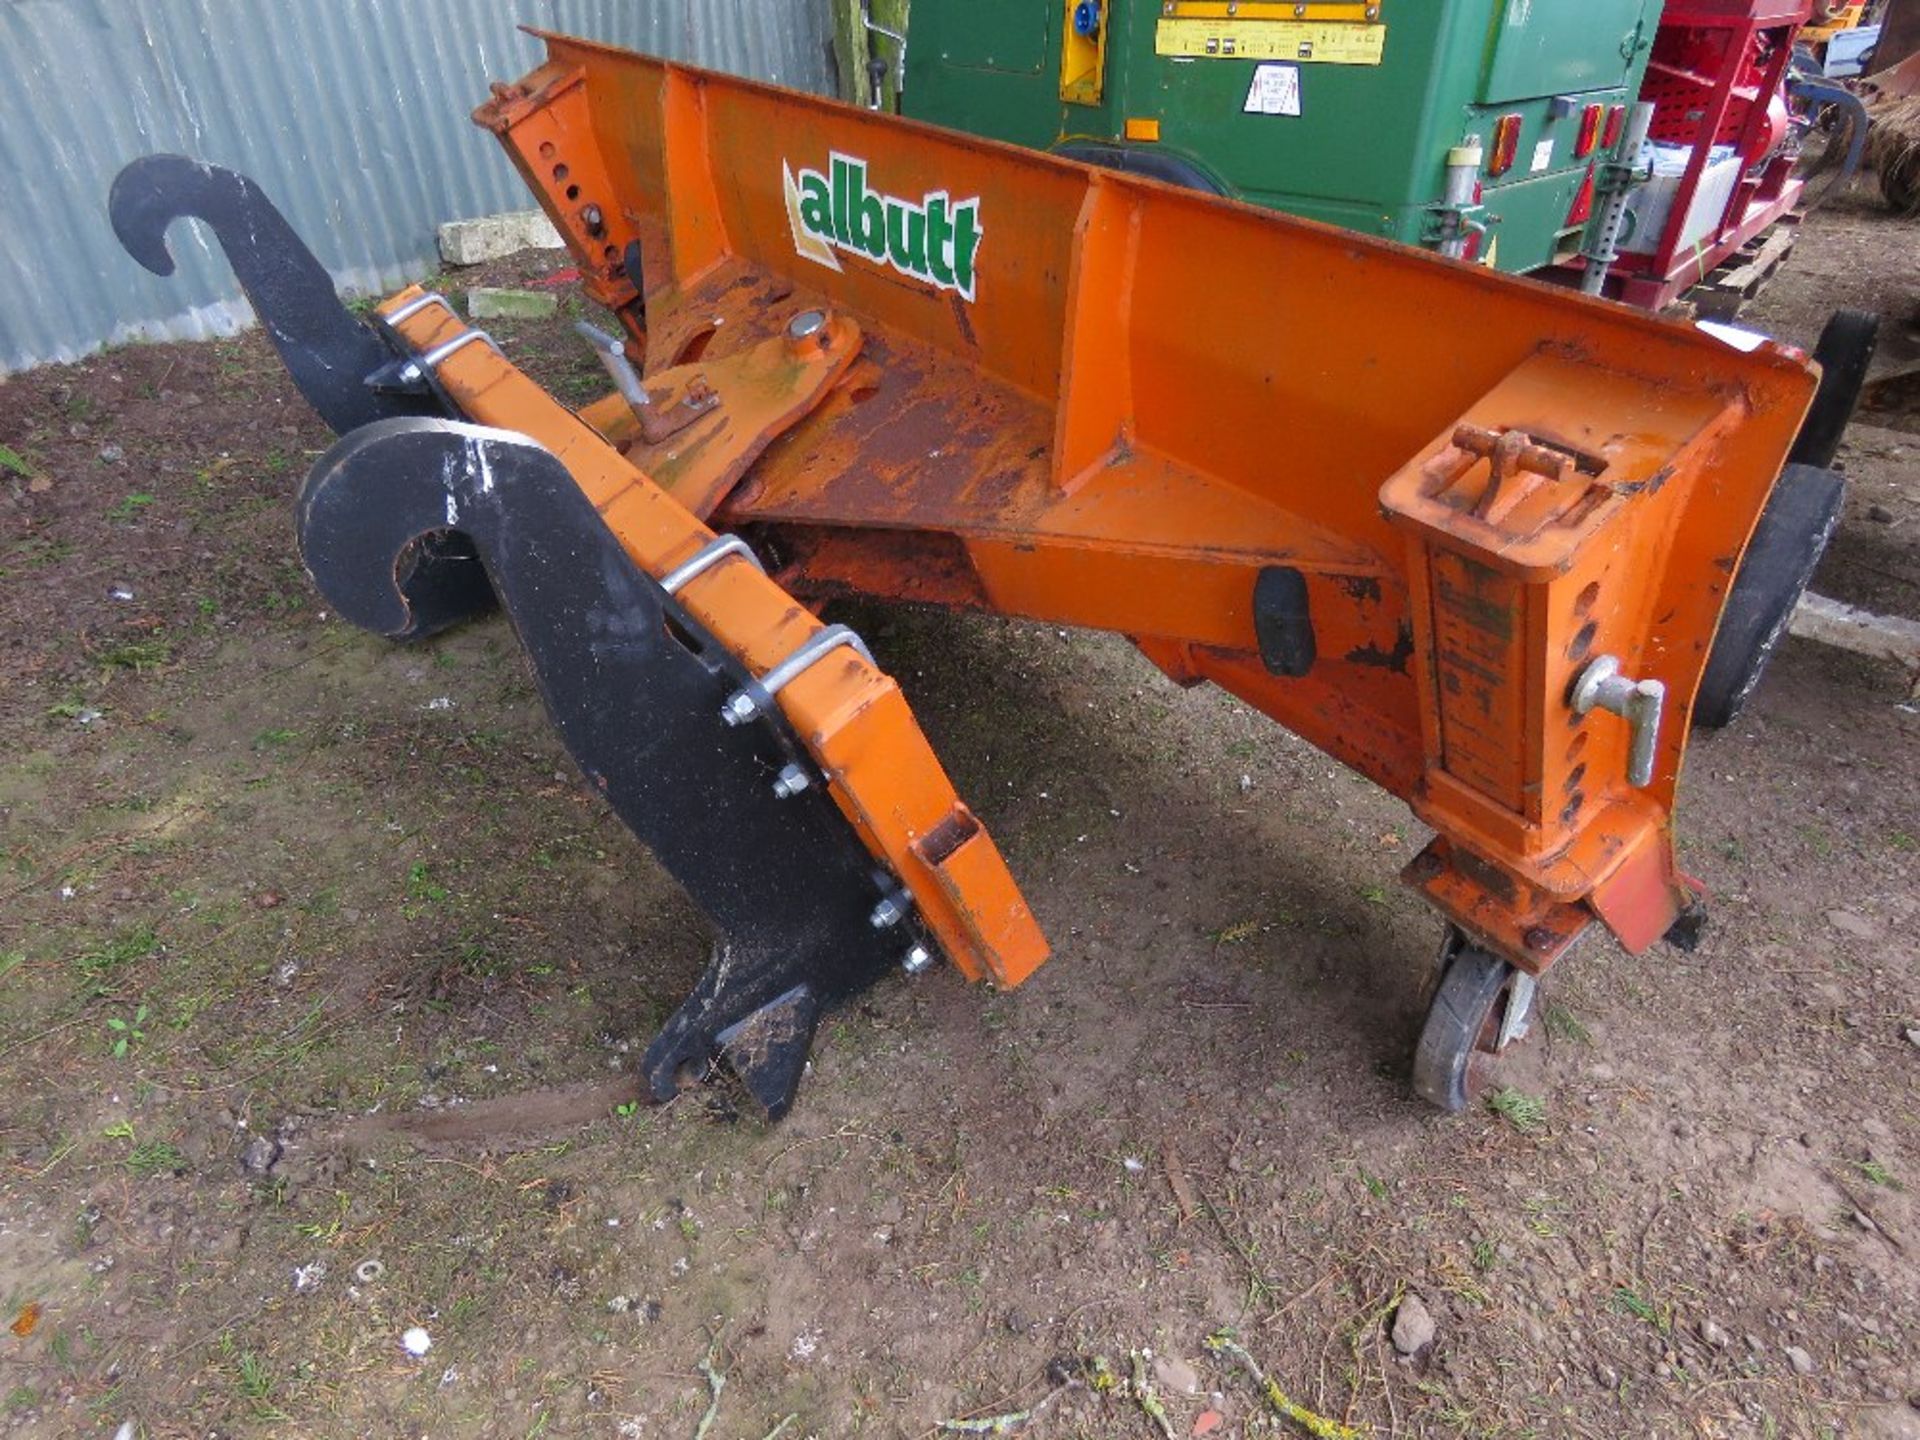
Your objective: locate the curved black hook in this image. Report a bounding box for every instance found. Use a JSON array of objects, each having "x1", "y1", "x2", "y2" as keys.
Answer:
[
  {"x1": 297, "y1": 418, "x2": 912, "y2": 1118},
  {"x1": 109, "y1": 154, "x2": 437, "y2": 434}
]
